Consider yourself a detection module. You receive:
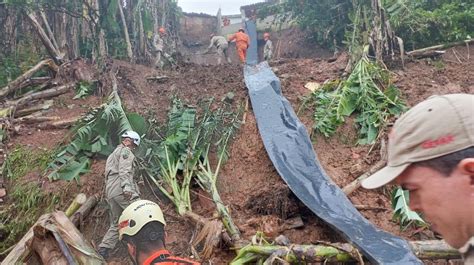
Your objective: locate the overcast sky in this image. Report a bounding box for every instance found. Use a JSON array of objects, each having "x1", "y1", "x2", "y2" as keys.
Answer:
[{"x1": 178, "y1": 0, "x2": 263, "y2": 15}]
